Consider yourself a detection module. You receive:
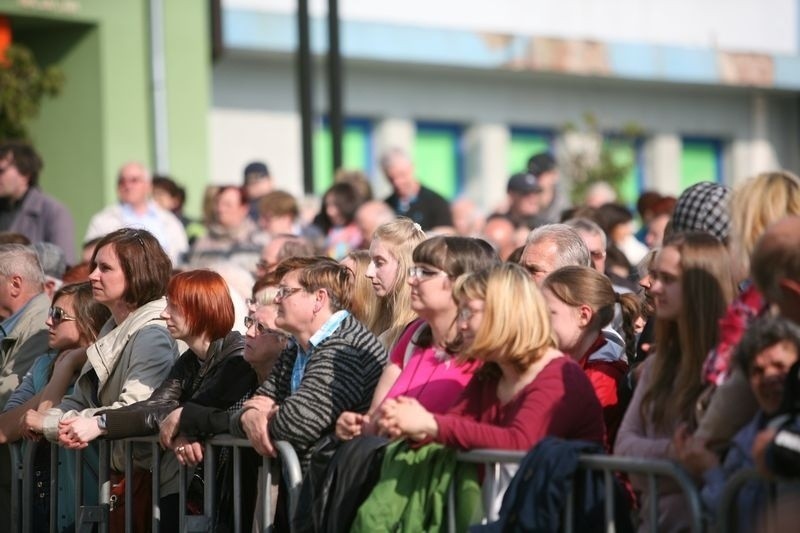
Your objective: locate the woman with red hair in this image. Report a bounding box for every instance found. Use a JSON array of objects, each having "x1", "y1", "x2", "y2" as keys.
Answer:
[{"x1": 57, "y1": 269, "x2": 258, "y2": 530}]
